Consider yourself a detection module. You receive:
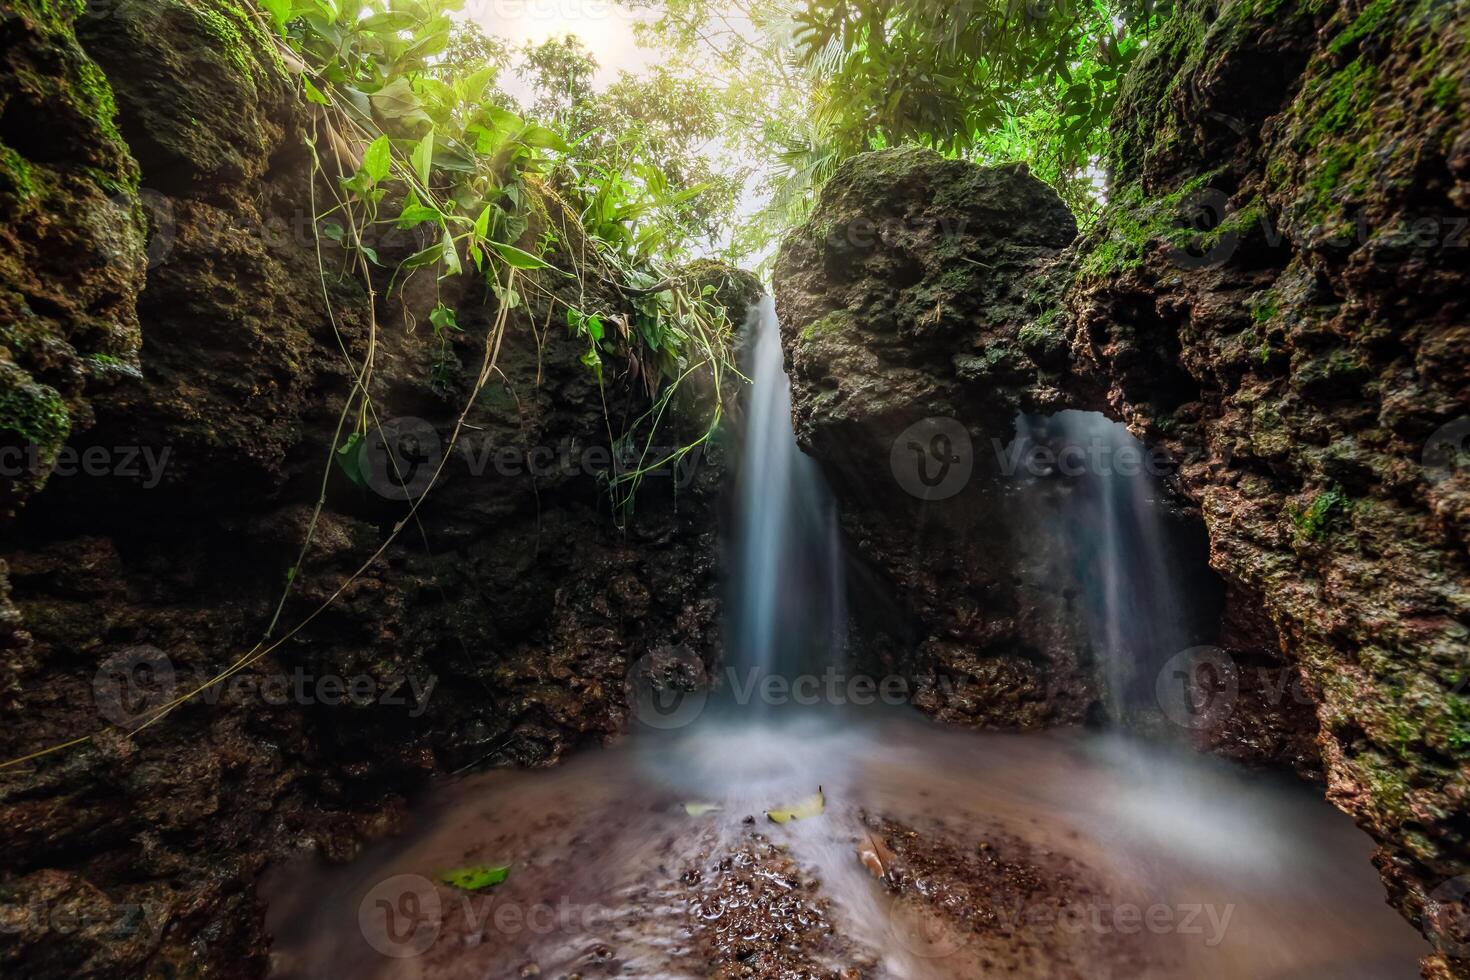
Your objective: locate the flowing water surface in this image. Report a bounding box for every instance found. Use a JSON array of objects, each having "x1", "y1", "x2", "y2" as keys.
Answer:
[{"x1": 264, "y1": 300, "x2": 1428, "y2": 978}]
